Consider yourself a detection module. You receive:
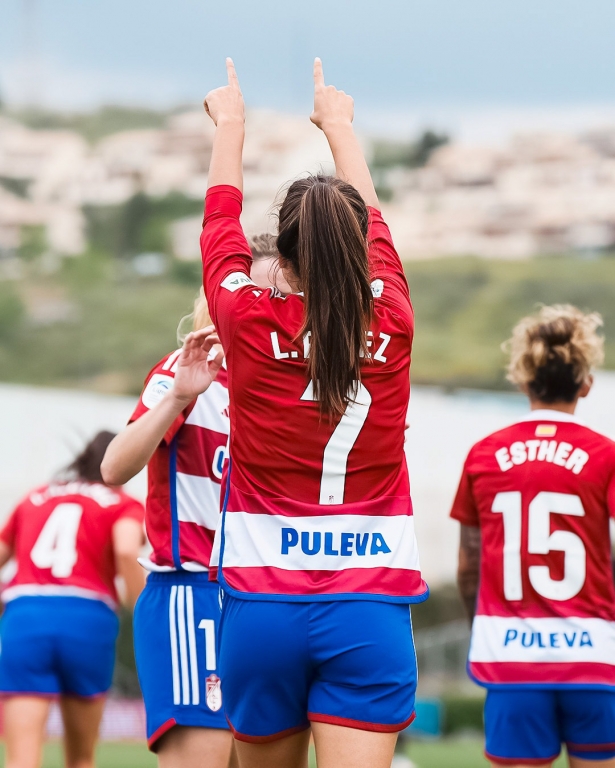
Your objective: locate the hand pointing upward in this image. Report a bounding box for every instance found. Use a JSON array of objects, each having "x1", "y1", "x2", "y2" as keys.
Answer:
[
  {"x1": 204, "y1": 58, "x2": 245, "y2": 127},
  {"x1": 310, "y1": 57, "x2": 354, "y2": 132}
]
